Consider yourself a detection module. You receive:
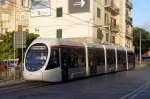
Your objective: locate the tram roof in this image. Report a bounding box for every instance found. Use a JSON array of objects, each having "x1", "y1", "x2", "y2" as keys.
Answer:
[
  {"x1": 32, "y1": 38, "x2": 84, "y2": 46},
  {"x1": 32, "y1": 38, "x2": 134, "y2": 51}
]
